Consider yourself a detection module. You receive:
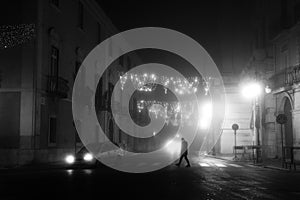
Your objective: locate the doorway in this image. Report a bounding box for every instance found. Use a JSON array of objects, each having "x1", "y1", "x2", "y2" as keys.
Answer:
[
  {"x1": 283, "y1": 99, "x2": 293, "y2": 160},
  {"x1": 284, "y1": 99, "x2": 293, "y2": 147}
]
